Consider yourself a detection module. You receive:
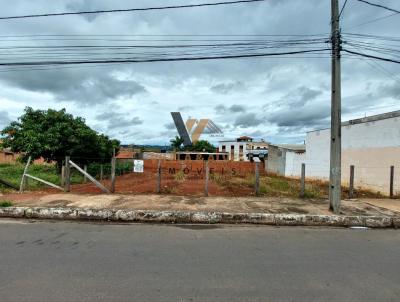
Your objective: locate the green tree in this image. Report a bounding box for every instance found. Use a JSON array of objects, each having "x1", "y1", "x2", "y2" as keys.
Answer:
[
  {"x1": 1, "y1": 107, "x2": 120, "y2": 167},
  {"x1": 170, "y1": 136, "x2": 185, "y2": 151},
  {"x1": 186, "y1": 140, "x2": 216, "y2": 153}
]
